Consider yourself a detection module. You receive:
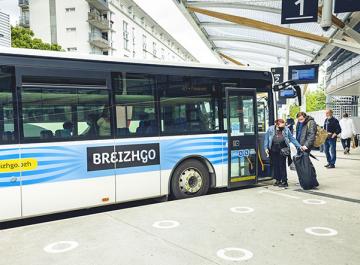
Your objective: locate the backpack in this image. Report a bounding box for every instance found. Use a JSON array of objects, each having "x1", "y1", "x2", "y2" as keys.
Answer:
[{"x1": 308, "y1": 122, "x2": 328, "y2": 148}]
